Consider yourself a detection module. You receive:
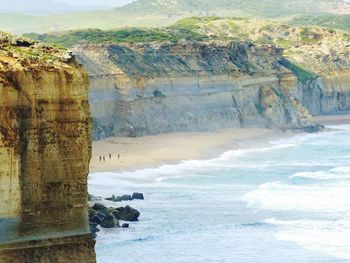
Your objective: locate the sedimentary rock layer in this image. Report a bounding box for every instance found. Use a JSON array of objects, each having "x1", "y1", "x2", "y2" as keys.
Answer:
[
  {"x1": 73, "y1": 41, "x2": 319, "y2": 139},
  {"x1": 0, "y1": 34, "x2": 95, "y2": 262},
  {"x1": 296, "y1": 72, "x2": 350, "y2": 115}
]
